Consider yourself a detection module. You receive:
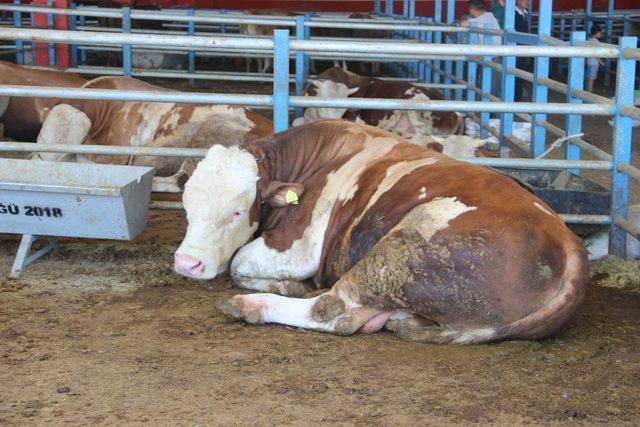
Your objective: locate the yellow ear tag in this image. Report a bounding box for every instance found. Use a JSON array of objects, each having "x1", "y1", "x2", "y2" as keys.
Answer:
[{"x1": 285, "y1": 189, "x2": 299, "y2": 205}]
